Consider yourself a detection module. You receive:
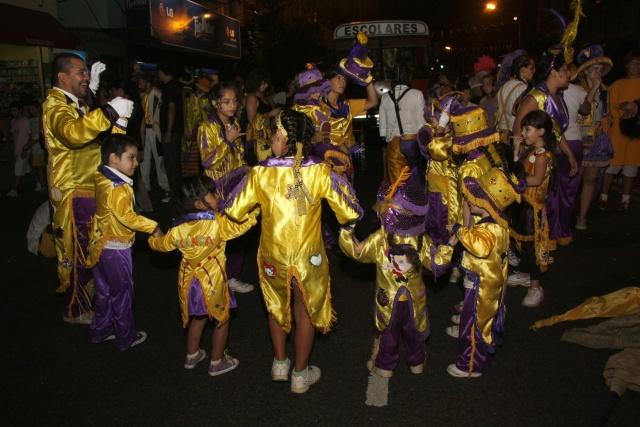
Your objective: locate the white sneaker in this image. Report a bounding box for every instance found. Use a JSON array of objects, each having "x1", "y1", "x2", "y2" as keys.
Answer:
[
  {"x1": 184, "y1": 349, "x2": 207, "y2": 369},
  {"x1": 507, "y1": 249, "x2": 520, "y2": 267},
  {"x1": 447, "y1": 363, "x2": 482, "y2": 378},
  {"x1": 228, "y1": 278, "x2": 255, "y2": 294},
  {"x1": 451, "y1": 314, "x2": 460, "y2": 325},
  {"x1": 446, "y1": 325, "x2": 459, "y2": 338},
  {"x1": 6, "y1": 189, "x2": 17, "y2": 198},
  {"x1": 130, "y1": 331, "x2": 147, "y2": 348},
  {"x1": 271, "y1": 358, "x2": 291, "y2": 381},
  {"x1": 291, "y1": 365, "x2": 321, "y2": 394},
  {"x1": 522, "y1": 286, "x2": 544, "y2": 307},
  {"x1": 507, "y1": 272, "x2": 531, "y2": 287},
  {"x1": 161, "y1": 193, "x2": 171, "y2": 203}
]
